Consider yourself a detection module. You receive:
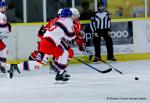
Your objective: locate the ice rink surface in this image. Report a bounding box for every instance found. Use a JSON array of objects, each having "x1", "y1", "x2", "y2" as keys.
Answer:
[{"x1": 0, "y1": 60, "x2": 150, "y2": 103}]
